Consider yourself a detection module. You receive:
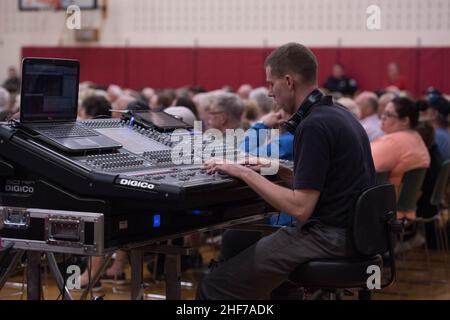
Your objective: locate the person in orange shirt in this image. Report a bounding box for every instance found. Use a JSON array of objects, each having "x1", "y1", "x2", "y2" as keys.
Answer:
[{"x1": 371, "y1": 97, "x2": 430, "y2": 219}]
